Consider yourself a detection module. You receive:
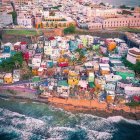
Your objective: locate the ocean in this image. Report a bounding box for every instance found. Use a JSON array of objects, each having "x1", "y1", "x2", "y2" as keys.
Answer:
[
  {"x1": 0, "y1": 98, "x2": 140, "y2": 140},
  {"x1": 95, "y1": 0, "x2": 140, "y2": 7}
]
